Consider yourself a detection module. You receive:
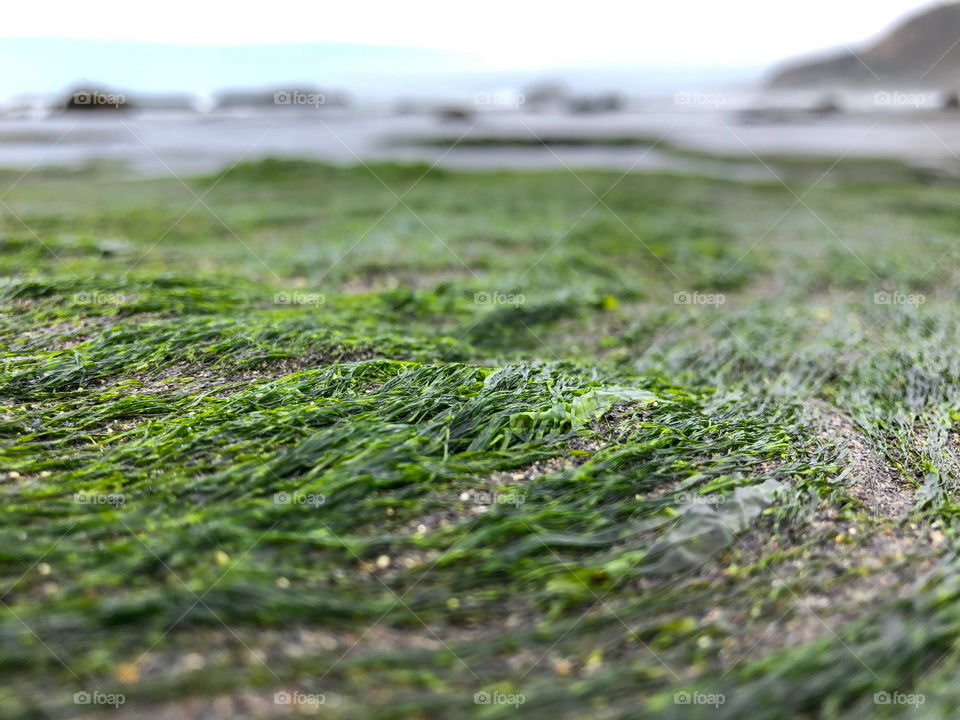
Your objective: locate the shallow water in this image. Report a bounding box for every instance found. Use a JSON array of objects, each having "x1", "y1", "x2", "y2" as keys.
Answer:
[{"x1": 1, "y1": 105, "x2": 959, "y2": 176}]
